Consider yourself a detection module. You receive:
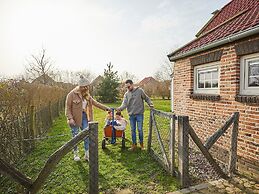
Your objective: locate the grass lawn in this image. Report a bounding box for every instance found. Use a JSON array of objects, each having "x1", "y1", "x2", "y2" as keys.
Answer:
[{"x1": 0, "y1": 99, "x2": 179, "y2": 194}]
